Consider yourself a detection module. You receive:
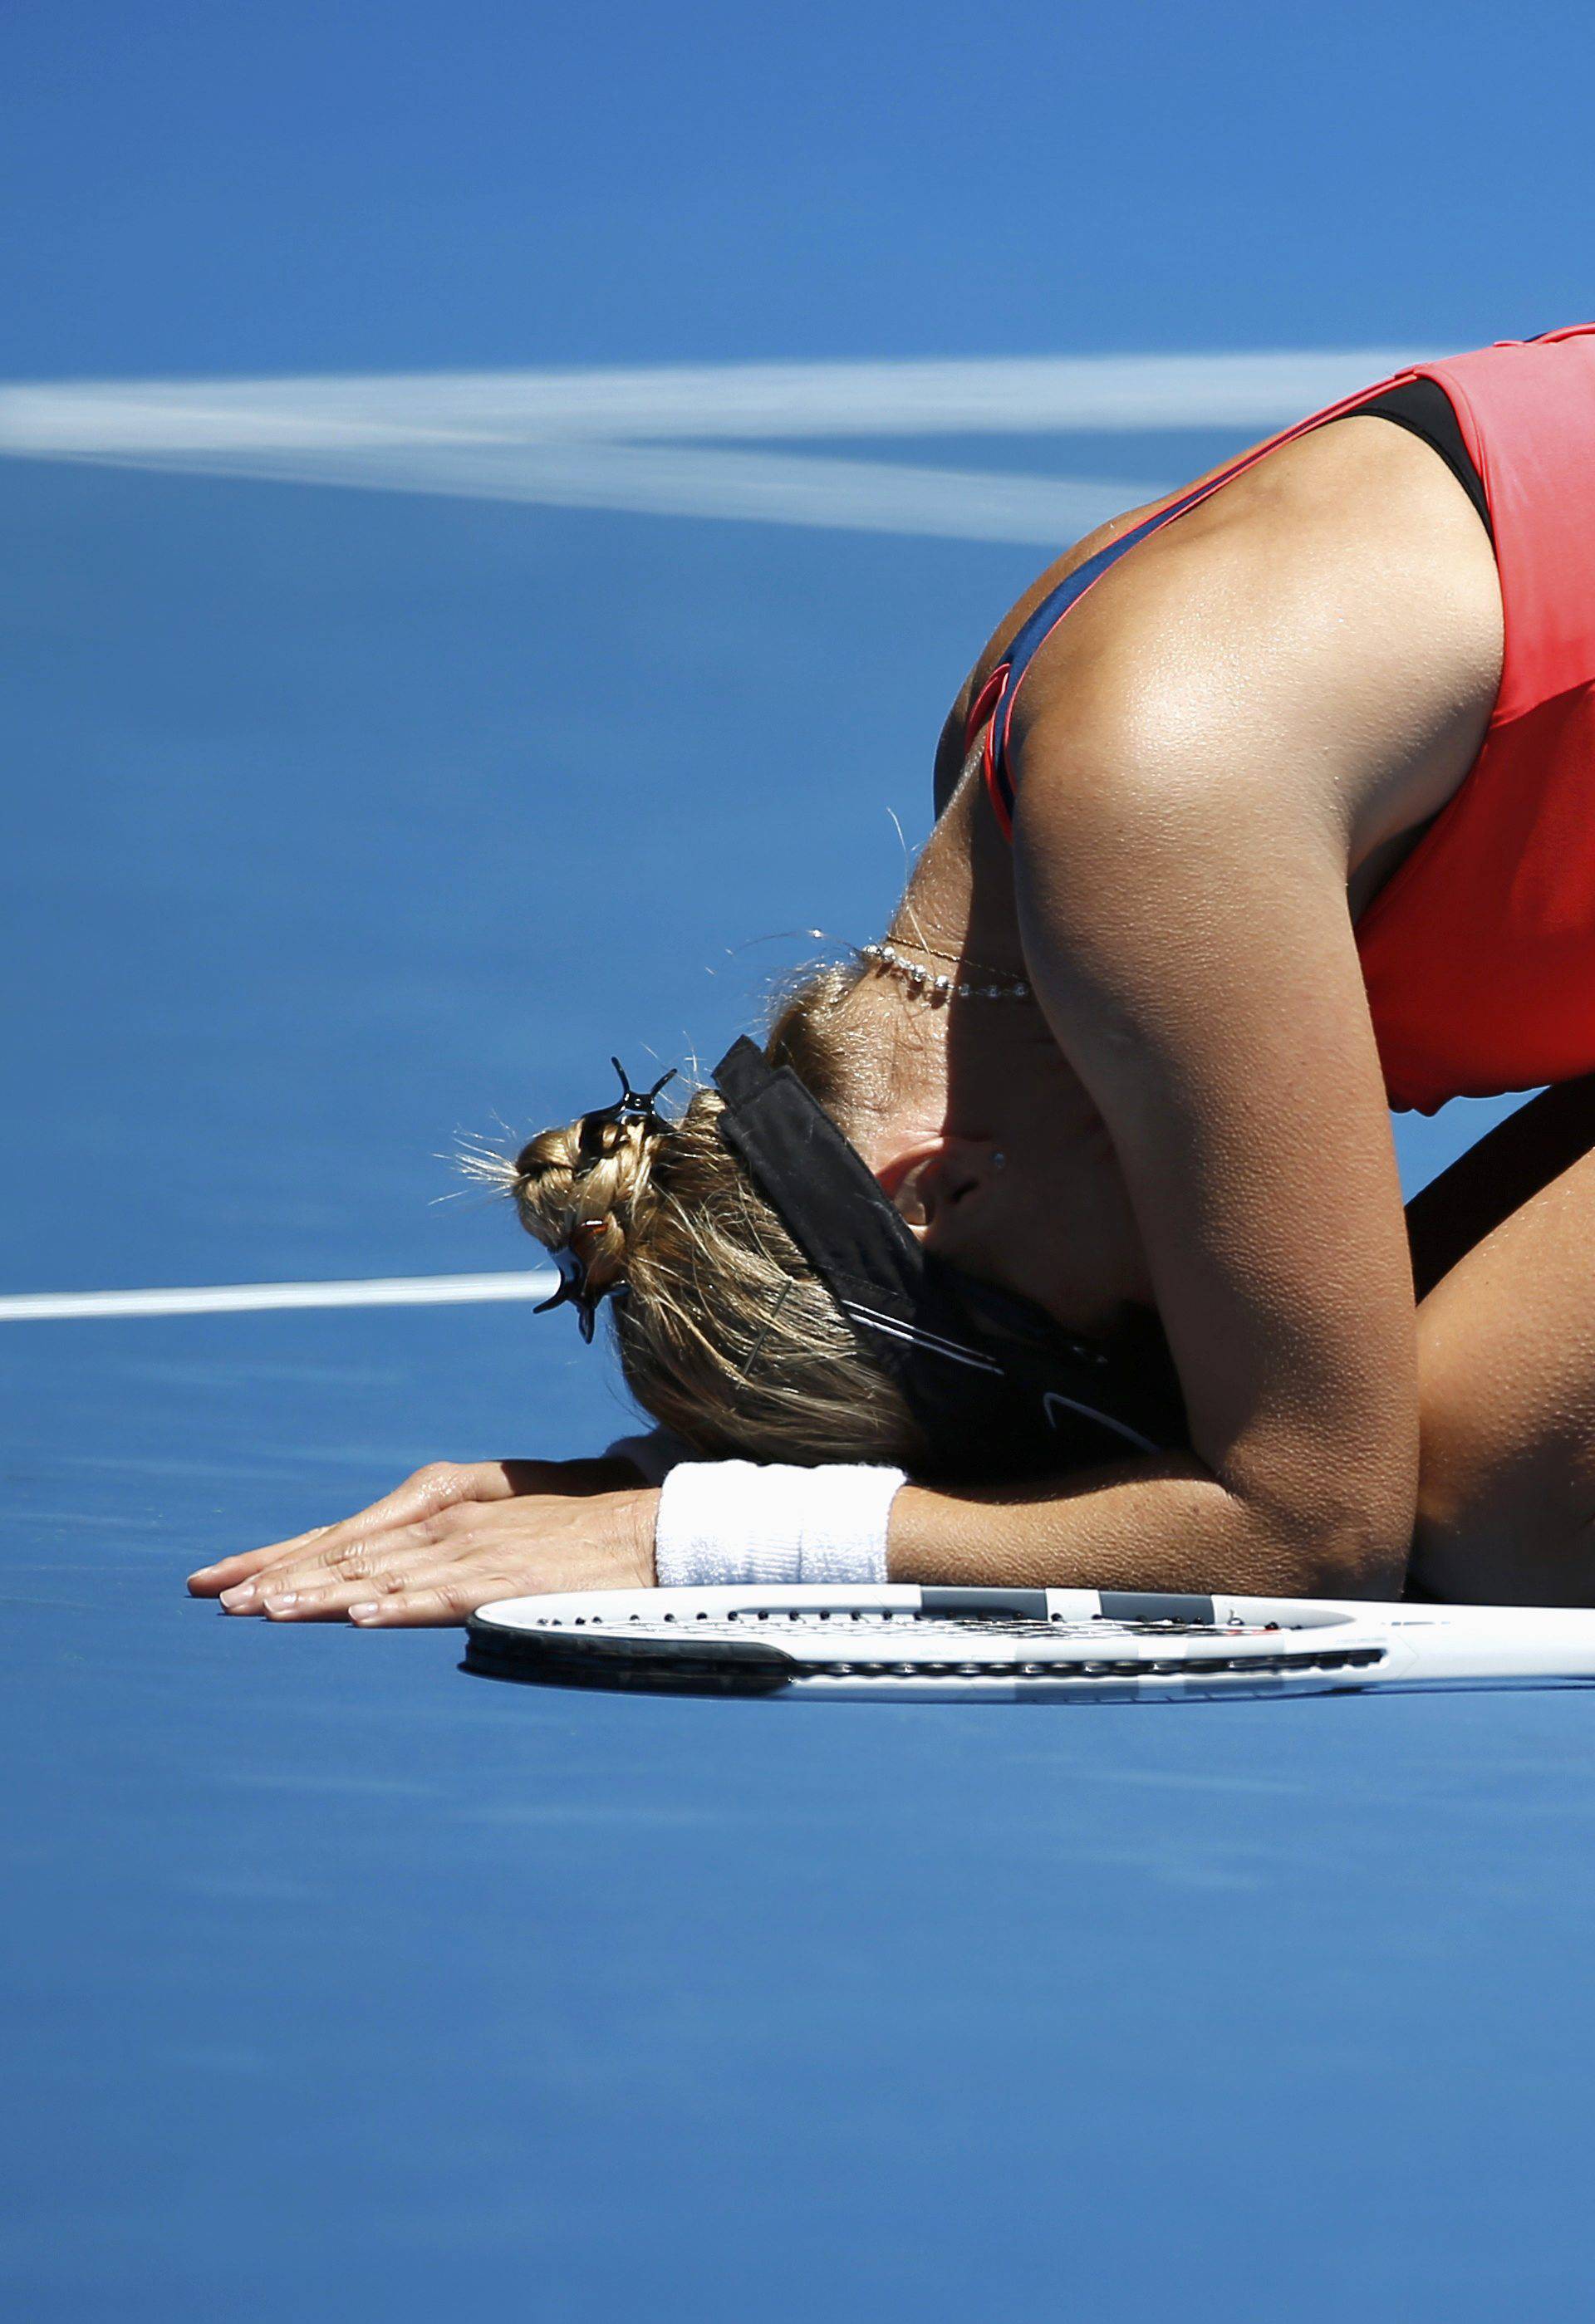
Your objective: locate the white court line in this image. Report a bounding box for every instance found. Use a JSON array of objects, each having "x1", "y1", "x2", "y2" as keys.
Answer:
[
  {"x1": 15, "y1": 439, "x2": 1168, "y2": 547},
  {"x1": 0, "y1": 347, "x2": 1433, "y2": 545},
  {"x1": 0, "y1": 1270, "x2": 559, "y2": 1322},
  {"x1": 0, "y1": 349, "x2": 1431, "y2": 445}
]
